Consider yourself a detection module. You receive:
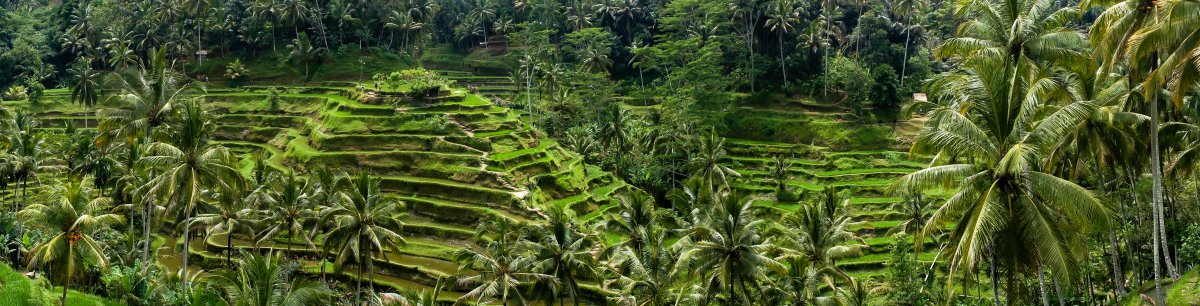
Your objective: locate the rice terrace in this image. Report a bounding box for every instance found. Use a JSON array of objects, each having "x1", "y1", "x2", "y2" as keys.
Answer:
[{"x1": 0, "y1": 0, "x2": 1198, "y2": 305}]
